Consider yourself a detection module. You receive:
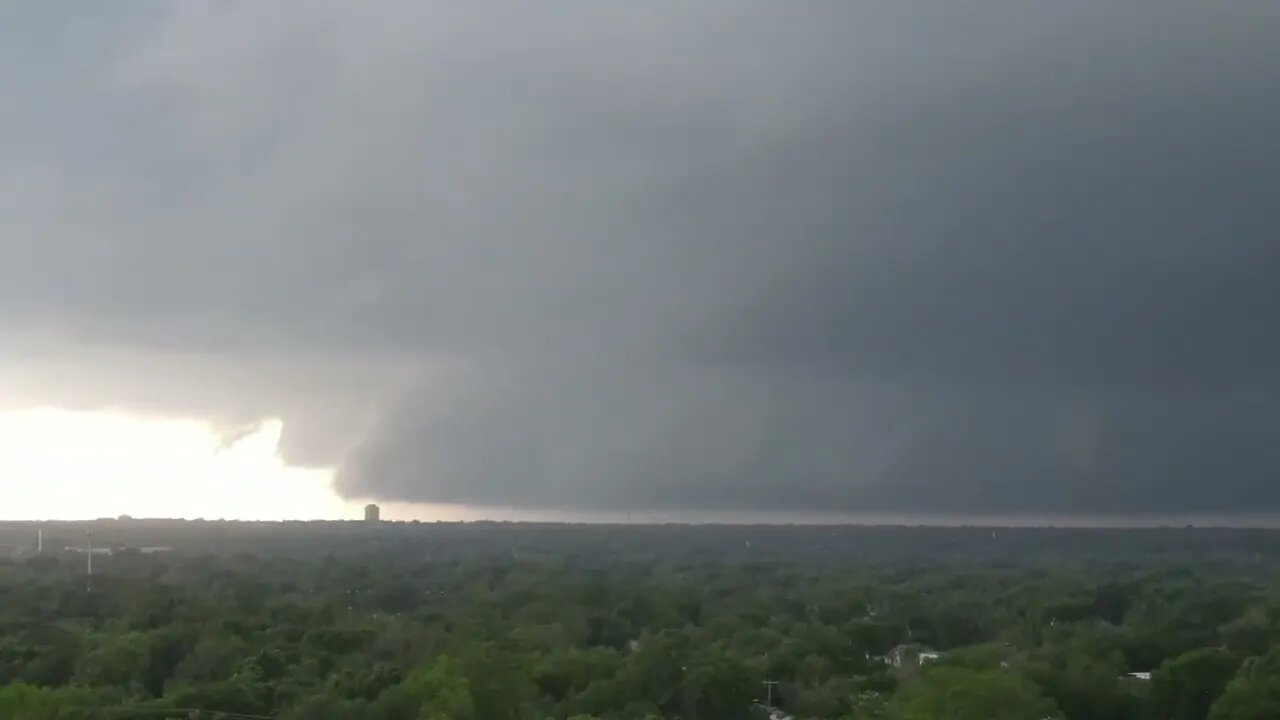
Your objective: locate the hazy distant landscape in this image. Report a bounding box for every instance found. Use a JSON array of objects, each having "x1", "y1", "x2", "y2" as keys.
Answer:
[{"x1": 8, "y1": 519, "x2": 1280, "y2": 563}]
